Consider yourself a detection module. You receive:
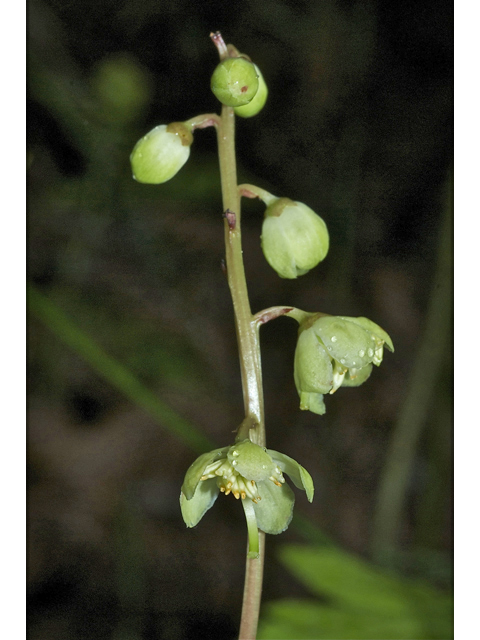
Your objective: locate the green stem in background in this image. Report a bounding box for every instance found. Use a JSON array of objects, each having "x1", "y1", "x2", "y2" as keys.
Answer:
[
  {"x1": 371, "y1": 173, "x2": 453, "y2": 564},
  {"x1": 28, "y1": 283, "x2": 214, "y2": 454},
  {"x1": 212, "y1": 31, "x2": 265, "y2": 640}
]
